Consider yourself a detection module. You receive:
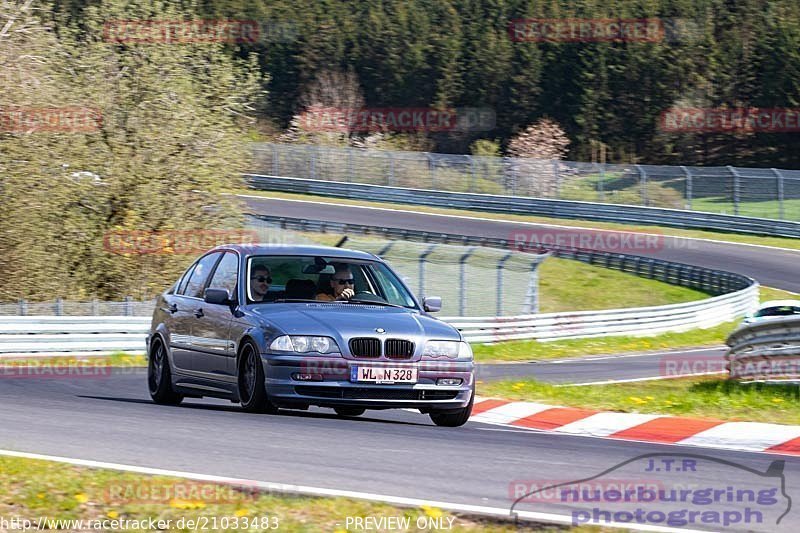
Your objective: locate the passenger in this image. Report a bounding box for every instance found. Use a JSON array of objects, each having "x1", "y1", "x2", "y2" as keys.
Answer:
[
  {"x1": 317, "y1": 263, "x2": 355, "y2": 301},
  {"x1": 250, "y1": 265, "x2": 272, "y2": 302}
]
